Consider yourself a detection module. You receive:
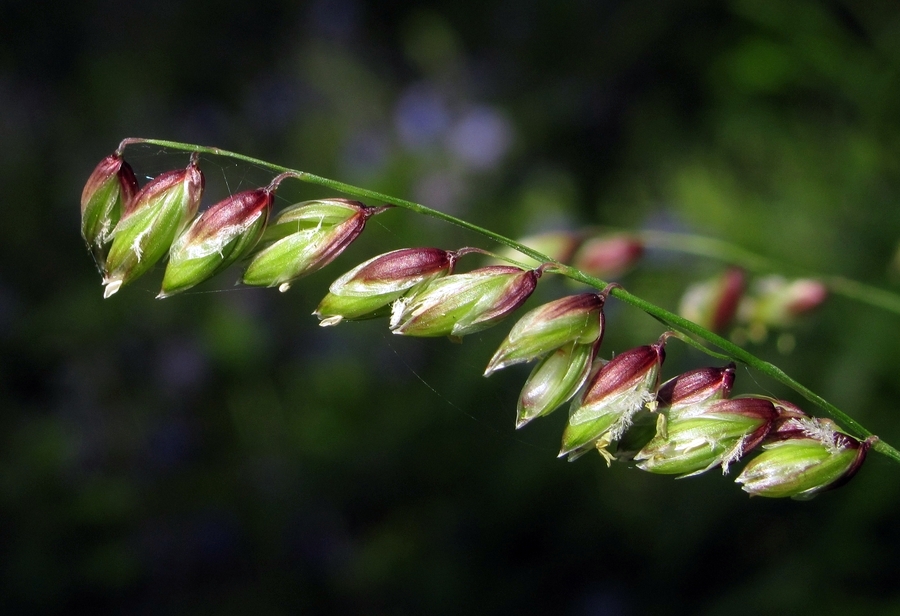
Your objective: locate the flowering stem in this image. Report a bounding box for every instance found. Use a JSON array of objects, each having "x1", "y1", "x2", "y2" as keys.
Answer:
[{"x1": 119, "y1": 138, "x2": 900, "y2": 465}]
